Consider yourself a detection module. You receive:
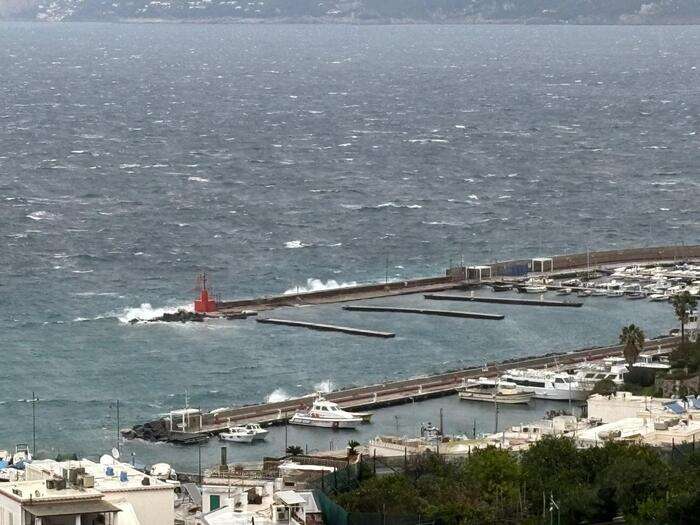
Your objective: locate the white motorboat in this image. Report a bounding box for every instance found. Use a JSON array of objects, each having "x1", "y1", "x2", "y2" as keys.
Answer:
[
  {"x1": 521, "y1": 285, "x2": 548, "y2": 294},
  {"x1": 625, "y1": 291, "x2": 647, "y2": 300},
  {"x1": 240, "y1": 423, "x2": 268, "y2": 440},
  {"x1": 289, "y1": 396, "x2": 363, "y2": 429},
  {"x1": 499, "y1": 369, "x2": 591, "y2": 401},
  {"x1": 556, "y1": 288, "x2": 572, "y2": 296},
  {"x1": 458, "y1": 378, "x2": 532, "y2": 404},
  {"x1": 219, "y1": 427, "x2": 256, "y2": 443},
  {"x1": 577, "y1": 289, "x2": 593, "y2": 298},
  {"x1": 606, "y1": 290, "x2": 624, "y2": 298},
  {"x1": 591, "y1": 289, "x2": 607, "y2": 297},
  {"x1": 649, "y1": 293, "x2": 668, "y2": 302},
  {"x1": 573, "y1": 358, "x2": 628, "y2": 387}
]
